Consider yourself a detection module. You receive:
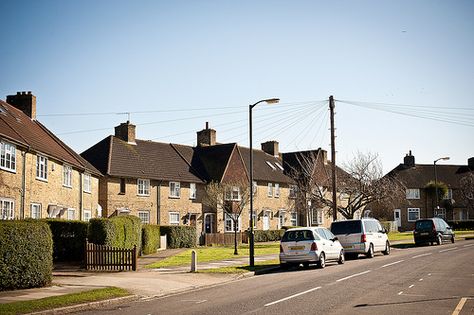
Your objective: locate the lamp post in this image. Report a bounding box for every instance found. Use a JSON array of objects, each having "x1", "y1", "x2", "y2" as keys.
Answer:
[
  {"x1": 434, "y1": 156, "x2": 450, "y2": 212},
  {"x1": 249, "y1": 98, "x2": 280, "y2": 267}
]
